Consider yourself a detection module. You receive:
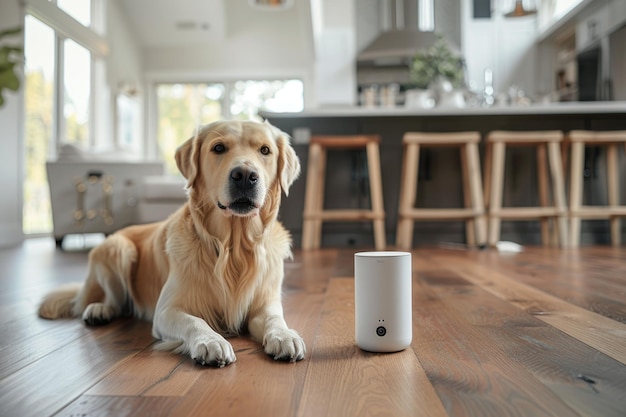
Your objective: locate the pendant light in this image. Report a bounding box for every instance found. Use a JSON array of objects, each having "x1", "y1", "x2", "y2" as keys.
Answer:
[{"x1": 504, "y1": 0, "x2": 537, "y2": 18}]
